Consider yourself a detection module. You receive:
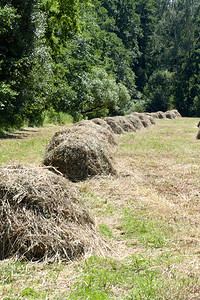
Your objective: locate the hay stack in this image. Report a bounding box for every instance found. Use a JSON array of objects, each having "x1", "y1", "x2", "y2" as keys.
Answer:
[
  {"x1": 104, "y1": 117, "x2": 125, "y2": 134},
  {"x1": 165, "y1": 110, "x2": 181, "y2": 119},
  {"x1": 91, "y1": 118, "x2": 113, "y2": 132},
  {"x1": 44, "y1": 124, "x2": 116, "y2": 181},
  {"x1": 0, "y1": 165, "x2": 105, "y2": 262},
  {"x1": 196, "y1": 130, "x2": 200, "y2": 139},
  {"x1": 114, "y1": 116, "x2": 136, "y2": 132},
  {"x1": 125, "y1": 114, "x2": 144, "y2": 131}
]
